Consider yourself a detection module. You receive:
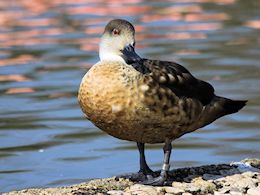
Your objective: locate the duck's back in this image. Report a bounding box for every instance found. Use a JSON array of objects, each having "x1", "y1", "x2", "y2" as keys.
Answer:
[{"x1": 135, "y1": 59, "x2": 246, "y2": 134}]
